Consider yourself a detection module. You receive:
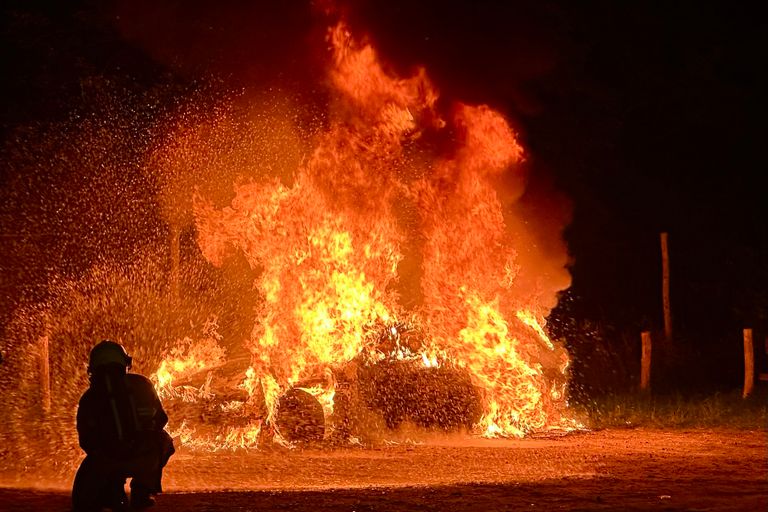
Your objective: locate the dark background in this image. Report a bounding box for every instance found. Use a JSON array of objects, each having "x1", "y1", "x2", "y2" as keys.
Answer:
[{"x1": 2, "y1": 0, "x2": 766, "y2": 394}]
